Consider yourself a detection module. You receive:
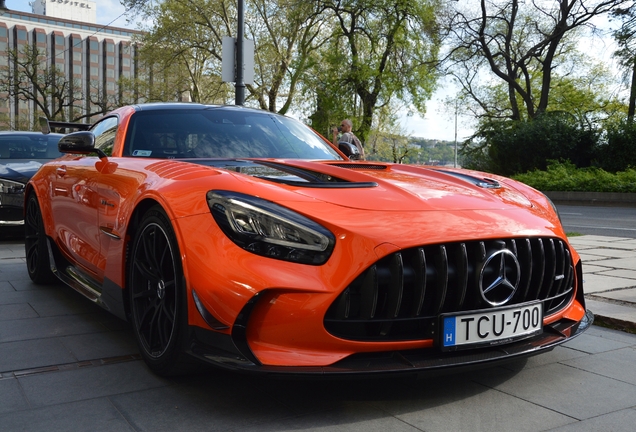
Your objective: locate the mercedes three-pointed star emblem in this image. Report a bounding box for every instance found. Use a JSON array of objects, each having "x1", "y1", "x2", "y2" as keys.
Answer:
[{"x1": 479, "y1": 249, "x2": 521, "y2": 306}]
